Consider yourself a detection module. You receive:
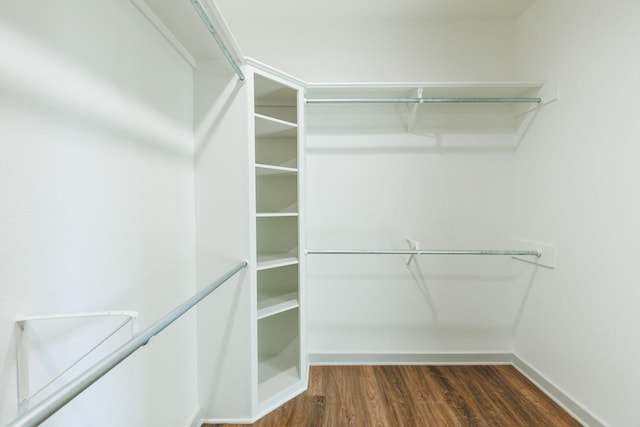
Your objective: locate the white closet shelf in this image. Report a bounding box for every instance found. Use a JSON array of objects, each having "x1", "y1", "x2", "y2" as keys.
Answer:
[
  {"x1": 256, "y1": 201, "x2": 298, "y2": 217},
  {"x1": 258, "y1": 359, "x2": 300, "y2": 403},
  {"x1": 257, "y1": 292, "x2": 299, "y2": 320},
  {"x1": 305, "y1": 81, "x2": 544, "y2": 101},
  {"x1": 257, "y1": 254, "x2": 299, "y2": 270},
  {"x1": 256, "y1": 212, "x2": 298, "y2": 218},
  {"x1": 255, "y1": 164, "x2": 298, "y2": 175},
  {"x1": 255, "y1": 114, "x2": 297, "y2": 138},
  {"x1": 253, "y1": 61, "x2": 302, "y2": 105}
]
